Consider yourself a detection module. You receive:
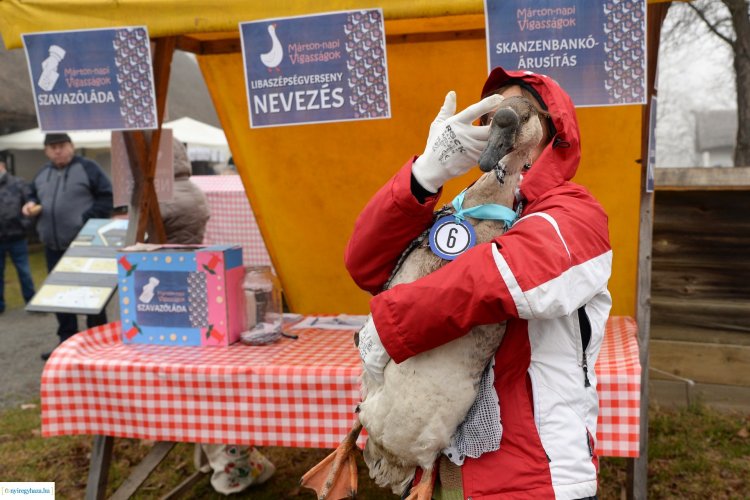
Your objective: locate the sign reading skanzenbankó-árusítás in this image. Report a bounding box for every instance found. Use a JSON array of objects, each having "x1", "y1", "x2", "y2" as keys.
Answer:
[
  {"x1": 484, "y1": 0, "x2": 646, "y2": 107},
  {"x1": 240, "y1": 9, "x2": 391, "y2": 128},
  {"x1": 23, "y1": 27, "x2": 158, "y2": 132}
]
